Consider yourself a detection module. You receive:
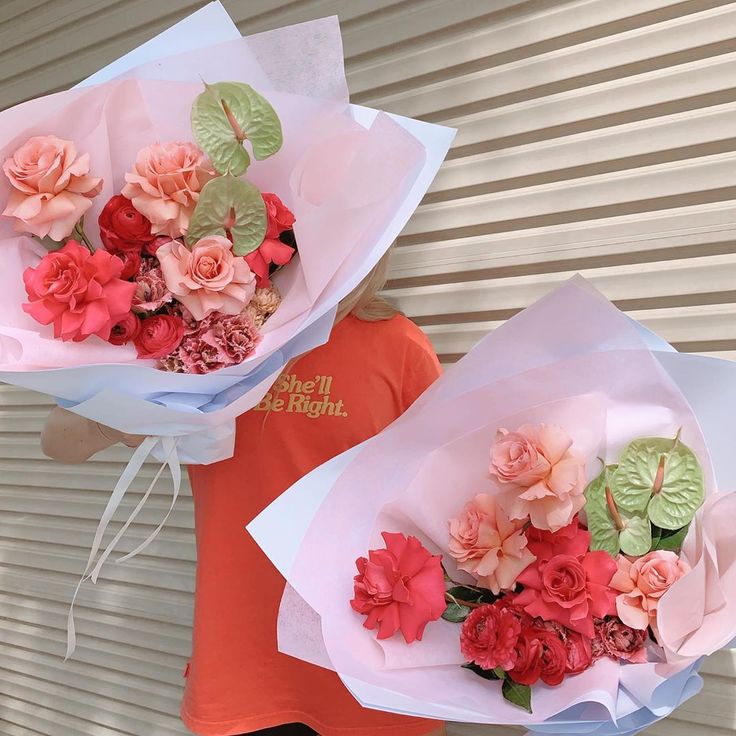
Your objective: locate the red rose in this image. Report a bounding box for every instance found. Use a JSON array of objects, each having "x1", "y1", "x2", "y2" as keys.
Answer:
[
  {"x1": 592, "y1": 617, "x2": 647, "y2": 664},
  {"x1": 509, "y1": 625, "x2": 567, "y2": 686},
  {"x1": 515, "y1": 549, "x2": 617, "y2": 638},
  {"x1": 526, "y1": 516, "x2": 590, "y2": 562},
  {"x1": 99, "y1": 194, "x2": 155, "y2": 252},
  {"x1": 262, "y1": 192, "x2": 295, "y2": 239},
  {"x1": 460, "y1": 602, "x2": 523, "y2": 672},
  {"x1": 350, "y1": 532, "x2": 445, "y2": 644},
  {"x1": 23, "y1": 240, "x2": 136, "y2": 342},
  {"x1": 245, "y1": 238, "x2": 296, "y2": 288},
  {"x1": 116, "y1": 249, "x2": 141, "y2": 280},
  {"x1": 134, "y1": 314, "x2": 184, "y2": 360},
  {"x1": 108, "y1": 312, "x2": 141, "y2": 346}
]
